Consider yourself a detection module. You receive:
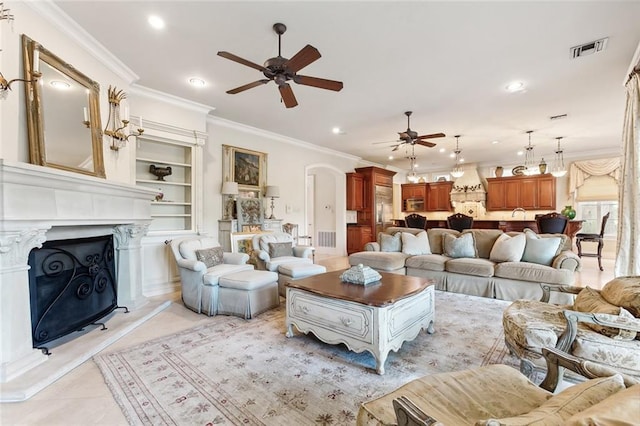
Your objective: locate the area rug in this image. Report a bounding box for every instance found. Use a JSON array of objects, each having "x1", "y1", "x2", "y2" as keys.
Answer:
[{"x1": 94, "y1": 291, "x2": 518, "y2": 425}]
